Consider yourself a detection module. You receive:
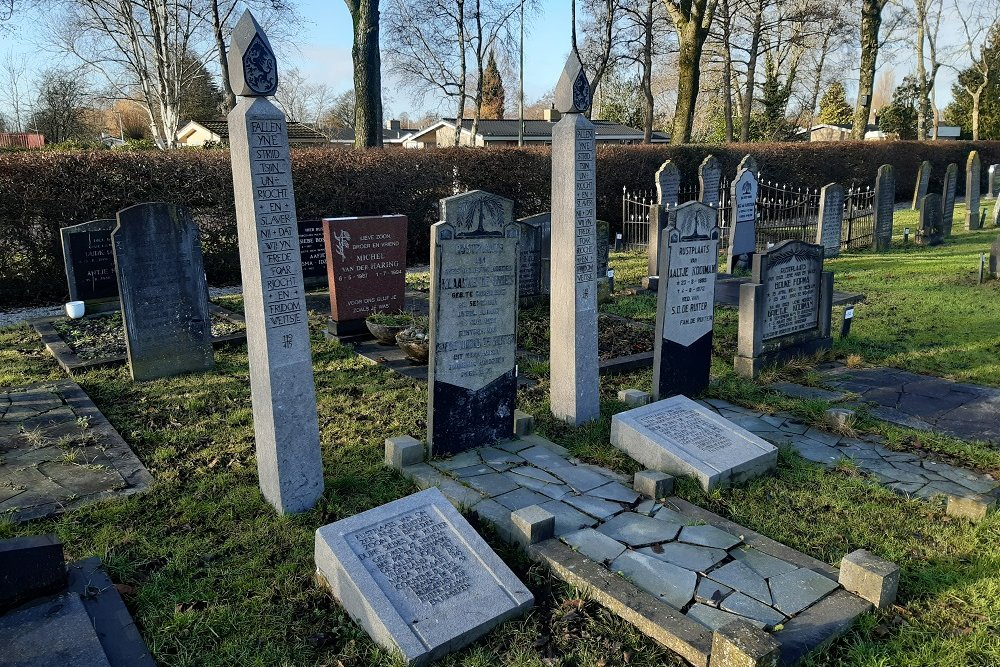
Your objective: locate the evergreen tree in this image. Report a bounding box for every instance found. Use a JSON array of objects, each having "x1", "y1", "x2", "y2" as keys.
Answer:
[
  {"x1": 944, "y1": 25, "x2": 1000, "y2": 140},
  {"x1": 178, "y1": 57, "x2": 224, "y2": 121},
  {"x1": 817, "y1": 82, "x2": 853, "y2": 125},
  {"x1": 758, "y1": 56, "x2": 795, "y2": 141},
  {"x1": 480, "y1": 51, "x2": 505, "y2": 120},
  {"x1": 878, "y1": 76, "x2": 922, "y2": 139},
  {"x1": 597, "y1": 65, "x2": 643, "y2": 129}
]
